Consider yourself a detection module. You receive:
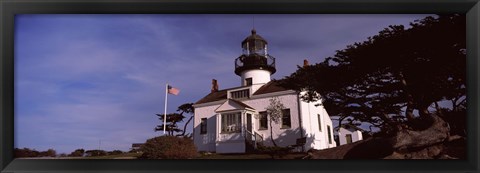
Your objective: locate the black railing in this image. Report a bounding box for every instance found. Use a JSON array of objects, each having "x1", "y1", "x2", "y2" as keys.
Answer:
[
  {"x1": 243, "y1": 126, "x2": 264, "y2": 149},
  {"x1": 234, "y1": 54, "x2": 276, "y2": 75}
]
